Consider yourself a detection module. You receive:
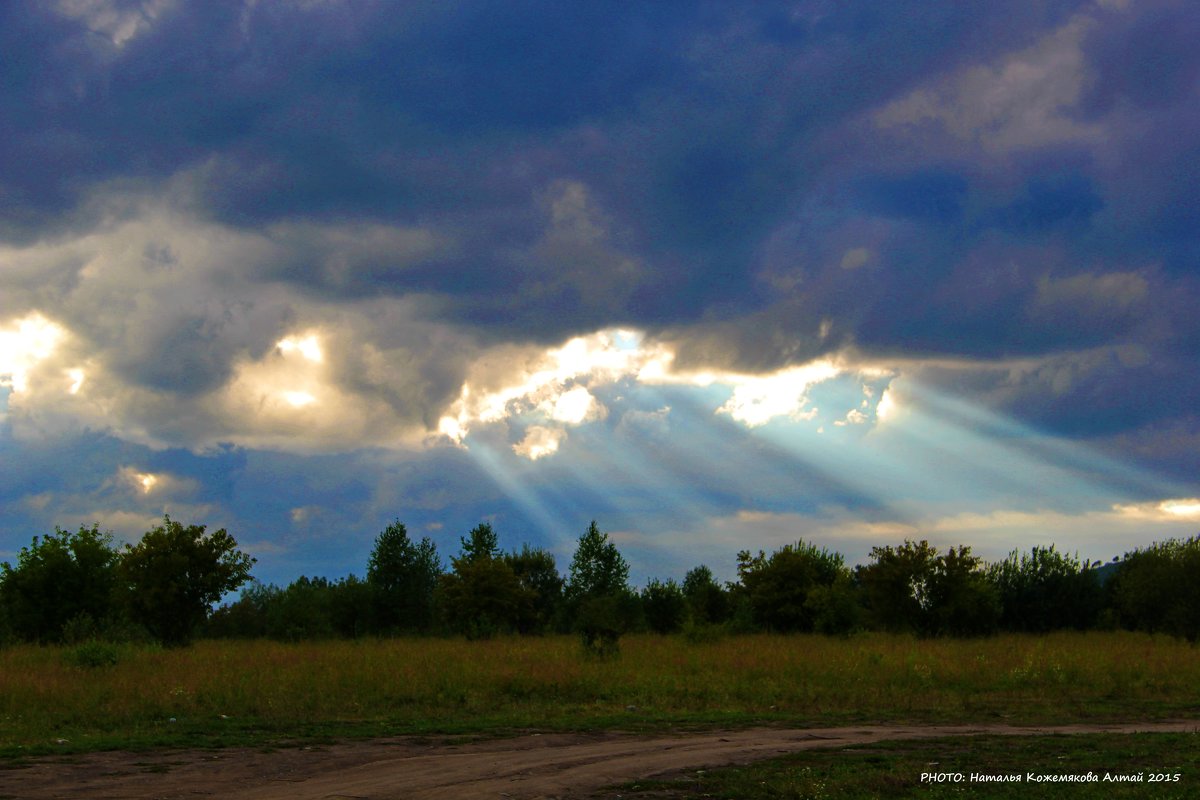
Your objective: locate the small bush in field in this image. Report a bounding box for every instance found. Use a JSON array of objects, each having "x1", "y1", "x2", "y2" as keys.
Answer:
[
  {"x1": 66, "y1": 640, "x2": 121, "y2": 668},
  {"x1": 682, "y1": 620, "x2": 727, "y2": 644}
]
